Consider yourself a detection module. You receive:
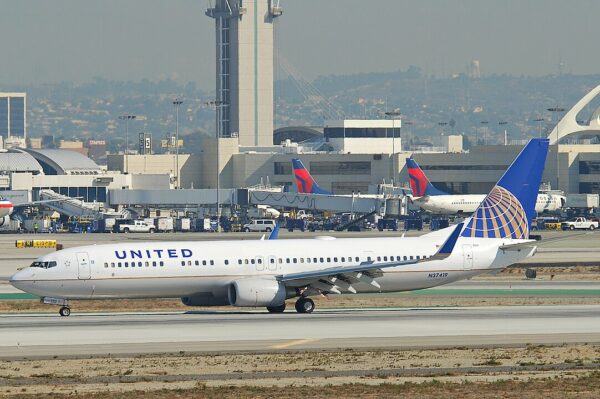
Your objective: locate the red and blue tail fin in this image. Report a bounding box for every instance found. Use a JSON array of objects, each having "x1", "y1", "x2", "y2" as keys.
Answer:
[
  {"x1": 461, "y1": 138, "x2": 549, "y2": 239},
  {"x1": 292, "y1": 159, "x2": 333, "y2": 195},
  {"x1": 406, "y1": 158, "x2": 448, "y2": 197}
]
